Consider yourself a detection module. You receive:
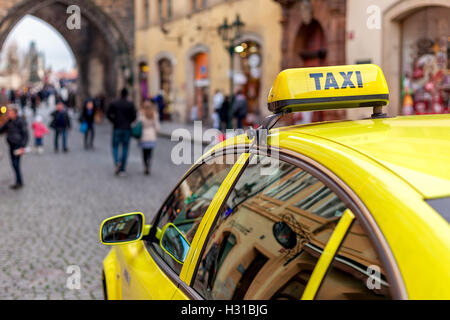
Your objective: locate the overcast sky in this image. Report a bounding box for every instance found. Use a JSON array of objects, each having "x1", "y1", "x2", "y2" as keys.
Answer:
[{"x1": 2, "y1": 15, "x2": 76, "y2": 72}]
